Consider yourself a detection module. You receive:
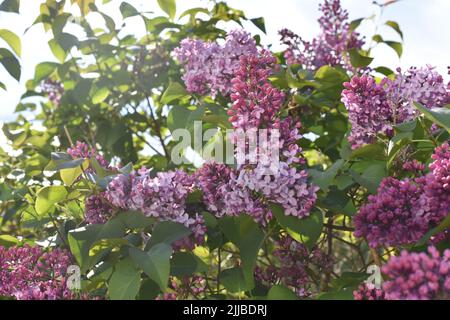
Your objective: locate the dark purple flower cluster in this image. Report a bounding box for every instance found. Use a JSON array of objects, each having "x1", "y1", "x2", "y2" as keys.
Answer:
[
  {"x1": 382, "y1": 246, "x2": 450, "y2": 300},
  {"x1": 41, "y1": 79, "x2": 64, "y2": 107},
  {"x1": 0, "y1": 245, "x2": 83, "y2": 300},
  {"x1": 342, "y1": 67, "x2": 449, "y2": 149},
  {"x1": 354, "y1": 177, "x2": 428, "y2": 248},
  {"x1": 420, "y1": 142, "x2": 450, "y2": 226},
  {"x1": 255, "y1": 235, "x2": 333, "y2": 297},
  {"x1": 354, "y1": 142, "x2": 450, "y2": 248},
  {"x1": 173, "y1": 30, "x2": 257, "y2": 97},
  {"x1": 279, "y1": 0, "x2": 364, "y2": 71},
  {"x1": 353, "y1": 283, "x2": 385, "y2": 300},
  {"x1": 84, "y1": 193, "x2": 114, "y2": 224}
]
